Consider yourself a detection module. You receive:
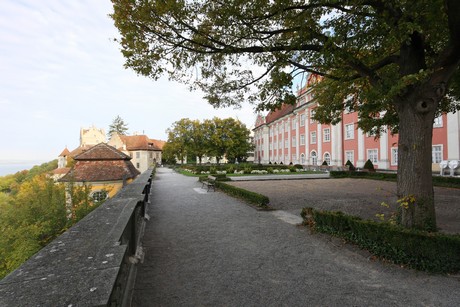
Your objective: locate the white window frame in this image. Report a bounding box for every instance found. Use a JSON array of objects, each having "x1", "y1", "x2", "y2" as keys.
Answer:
[
  {"x1": 367, "y1": 149, "x2": 378, "y2": 164},
  {"x1": 323, "y1": 152, "x2": 331, "y2": 165},
  {"x1": 391, "y1": 148, "x2": 398, "y2": 166},
  {"x1": 91, "y1": 190, "x2": 108, "y2": 203},
  {"x1": 300, "y1": 134, "x2": 305, "y2": 146},
  {"x1": 323, "y1": 128, "x2": 331, "y2": 142},
  {"x1": 433, "y1": 116, "x2": 443, "y2": 128},
  {"x1": 310, "y1": 131, "x2": 317, "y2": 144},
  {"x1": 292, "y1": 136, "x2": 296, "y2": 147},
  {"x1": 345, "y1": 150, "x2": 354, "y2": 164},
  {"x1": 300, "y1": 153, "x2": 306, "y2": 164},
  {"x1": 300, "y1": 114, "x2": 306, "y2": 127},
  {"x1": 345, "y1": 124, "x2": 354, "y2": 140},
  {"x1": 432, "y1": 145, "x2": 443, "y2": 163},
  {"x1": 310, "y1": 109, "x2": 316, "y2": 124},
  {"x1": 285, "y1": 139, "x2": 289, "y2": 148},
  {"x1": 310, "y1": 151, "x2": 318, "y2": 165}
]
